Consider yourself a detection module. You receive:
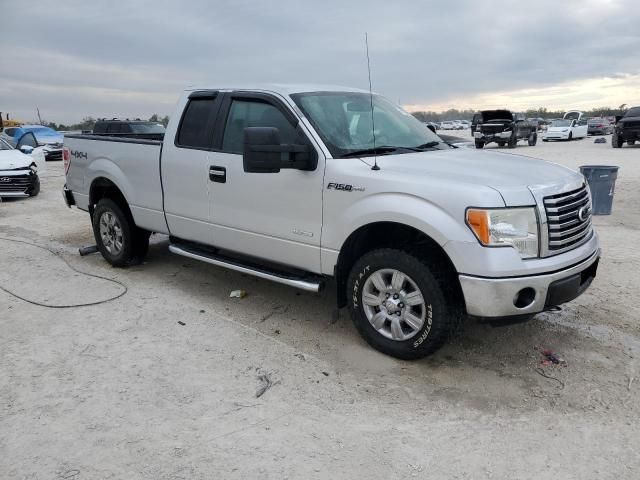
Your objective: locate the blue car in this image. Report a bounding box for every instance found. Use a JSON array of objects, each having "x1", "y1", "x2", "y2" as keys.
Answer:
[{"x1": 1, "y1": 125, "x2": 64, "y2": 161}]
